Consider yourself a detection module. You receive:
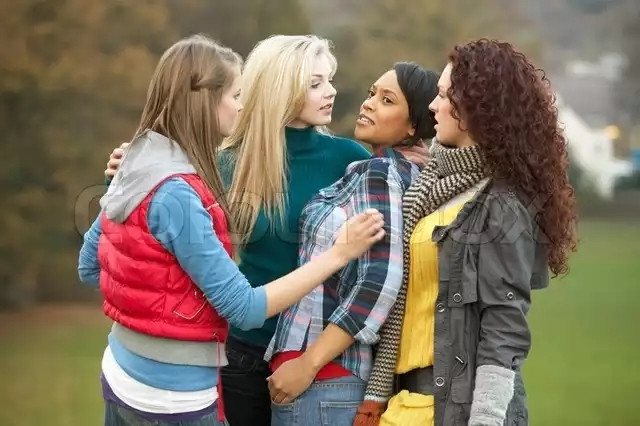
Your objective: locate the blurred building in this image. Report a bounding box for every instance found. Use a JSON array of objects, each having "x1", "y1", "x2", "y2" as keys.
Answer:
[{"x1": 552, "y1": 55, "x2": 633, "y2": 198}]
